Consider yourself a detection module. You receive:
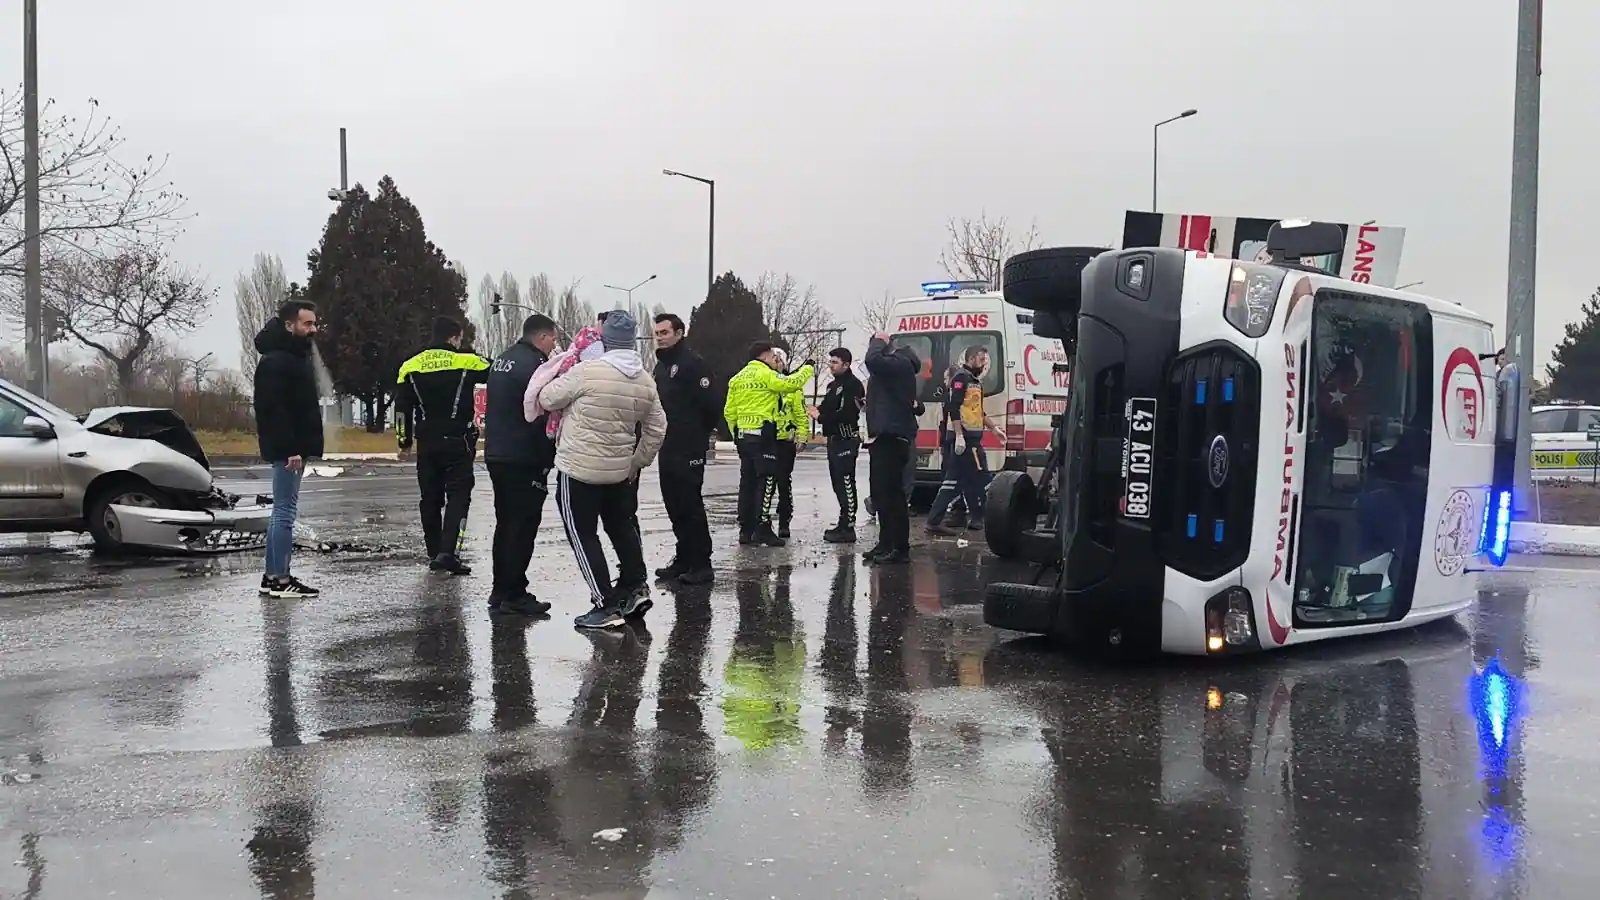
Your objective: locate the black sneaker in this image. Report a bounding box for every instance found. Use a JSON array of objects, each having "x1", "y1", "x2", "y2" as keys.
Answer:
[
  {"x1": 864, "y1": 497, "x2": 877, "y2": 518},
  {"x1": 738, "y1": 530, "x2": 758, "y2": 546},
  {"x1": 778, "y1": 521, "x2": 792, "y2": 540},
  {"x1": 430, "y1": 554, "x2": 472, "y2": 576},
  {"x1": 862, "y1": 545, "x2": 890, "y2": 563},
  {"x1": 499, "y1": 592, "x2": 552, "y2": 617},
  {"x1": 268, "y1": 577, "x2": 320, "y2": 599},
  {"x1": 755, "y1": 524, "x2": 786, "y2": 548},
  {"x1": 259, "y1": 575, "x2": 274, "y2": 596},
  {"x1": 823, "y1": 525, "x2": 857, "y2": 544},
  {"x1": 574, "y1": 605, "x2": 626, "y2": 630},
  {"x1": 677, "y1": 566, "x2": 715, "y2": 586},
  {"x1": 868, "y1": 548, "x2": 911, "y2": 565},
  {"x1": 614, "y1": 583, "x2": 653, "y2": 619},
  {"x1": 654, "y1": 559, "x2": 687, "y2": 580}
]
